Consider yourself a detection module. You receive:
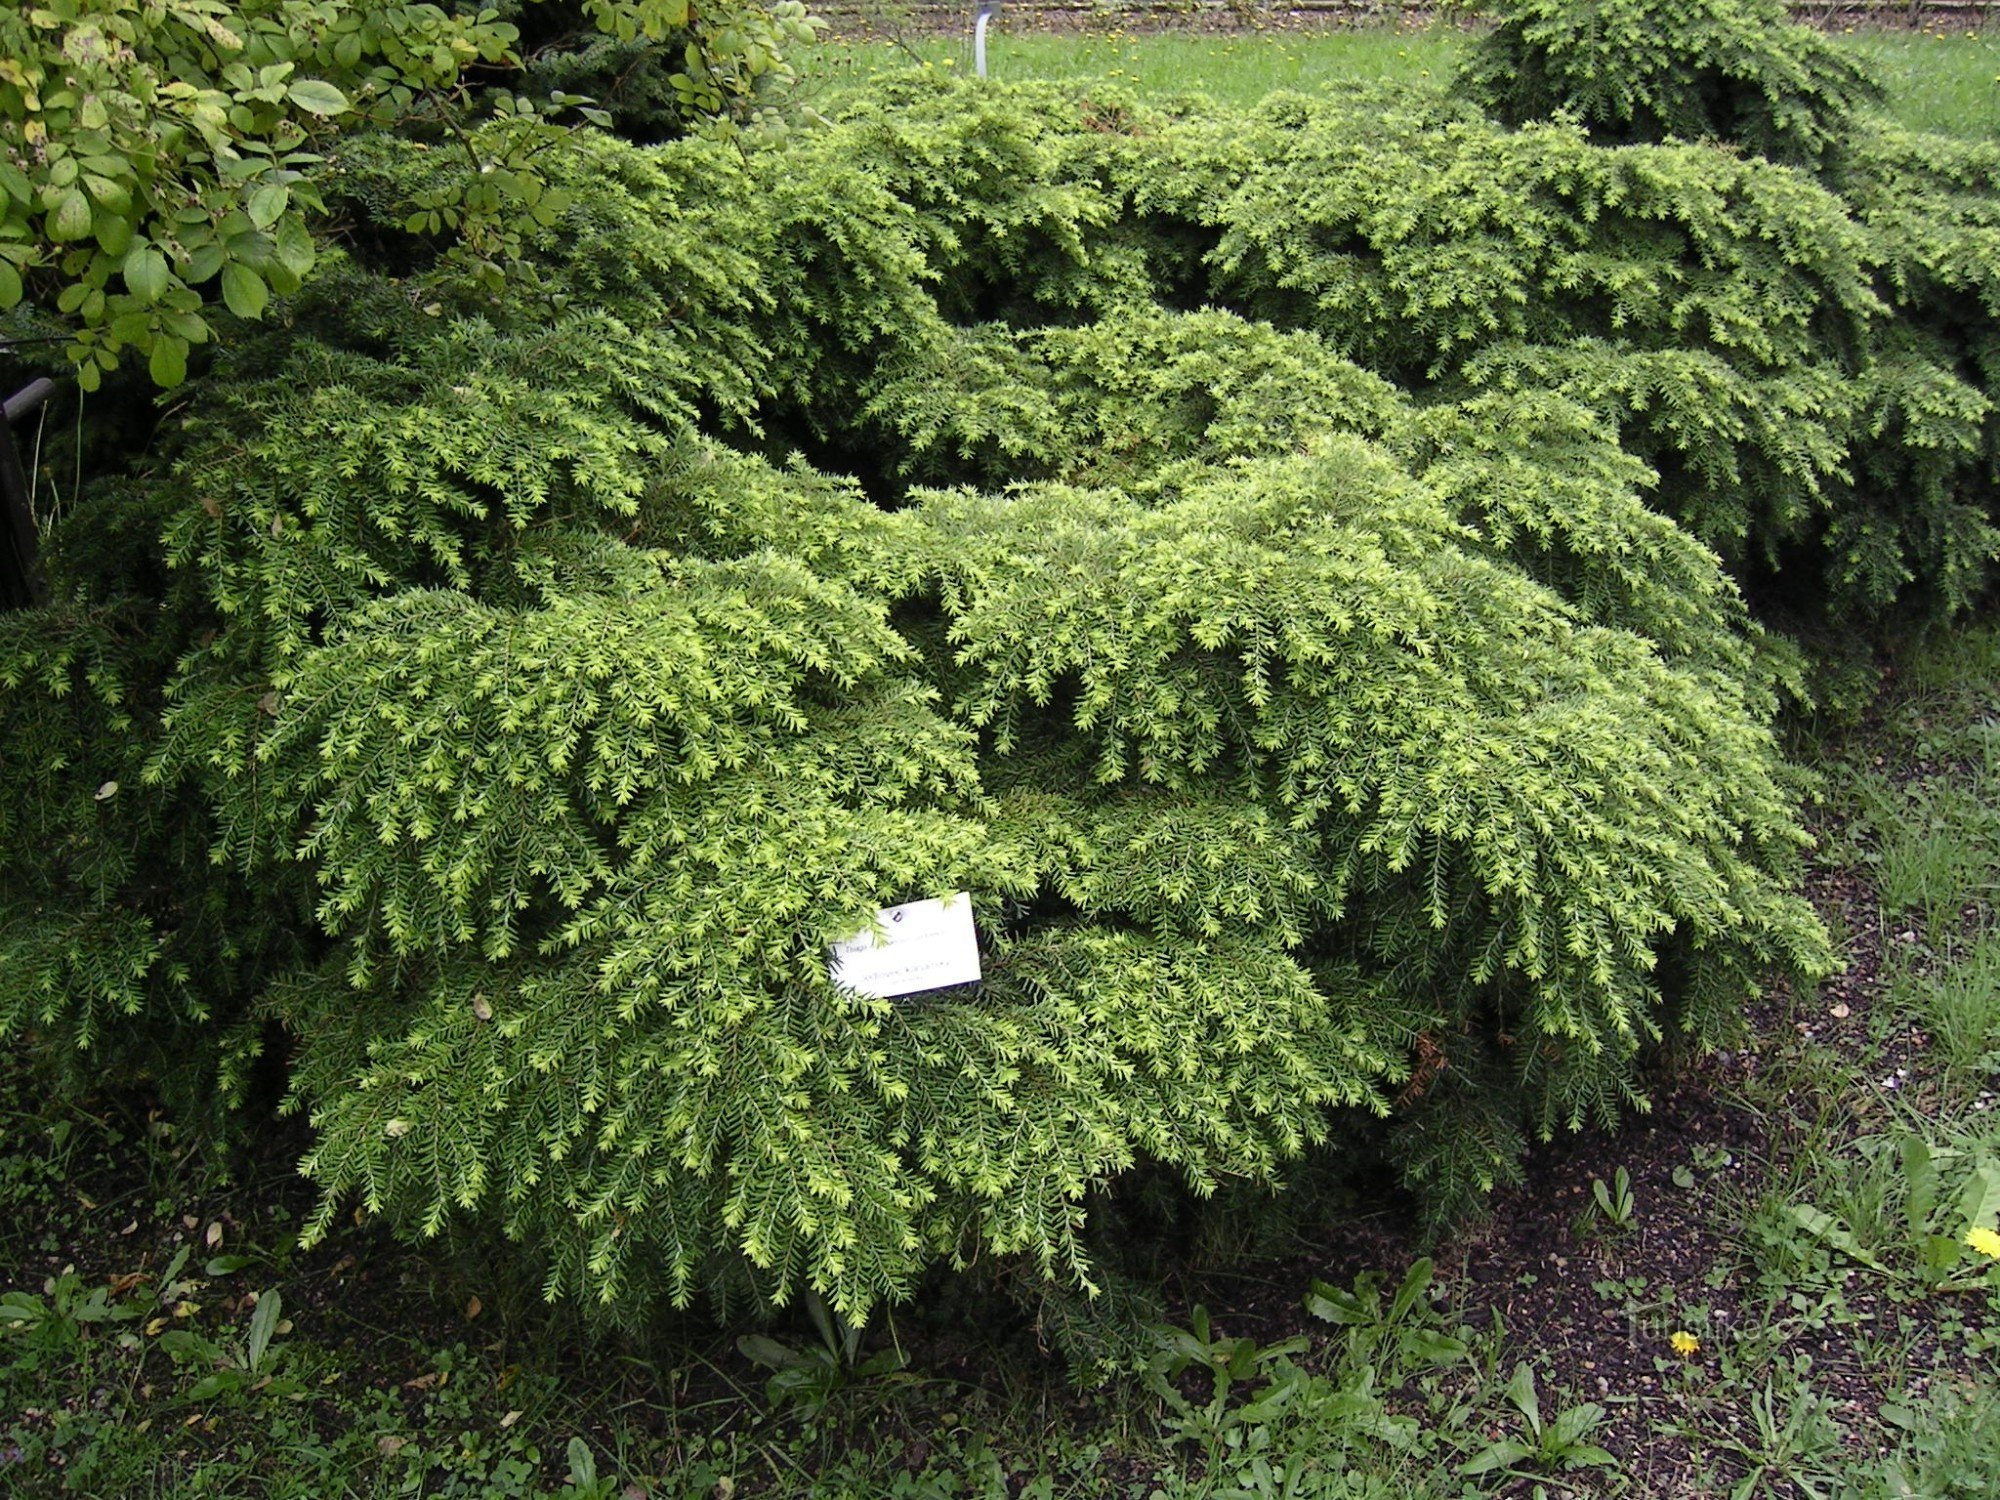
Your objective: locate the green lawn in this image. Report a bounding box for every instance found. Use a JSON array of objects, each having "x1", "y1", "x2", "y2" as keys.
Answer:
[
  {"x1": 809, "y1": 22, "x2": 2000, "y2": 136},
  {"x1": 1841, "y1": 24, "x2": 2000, "y2": 135}
]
